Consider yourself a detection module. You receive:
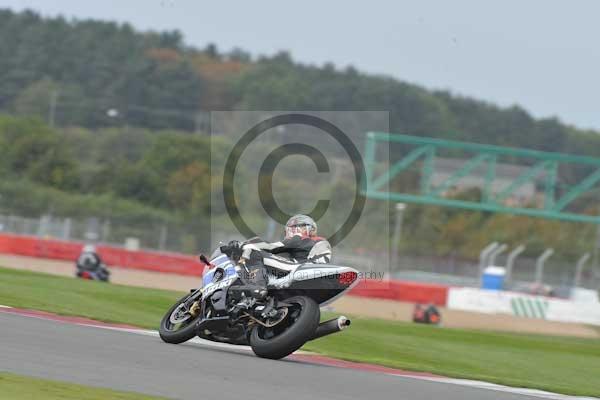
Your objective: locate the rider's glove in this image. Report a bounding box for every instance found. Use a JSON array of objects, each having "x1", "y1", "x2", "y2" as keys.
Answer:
[
  {"x1": 220, "y1": 240, "x2": 243, "y2": 262},
  {"x1": 229, "y1": 240, "x2": 241, "y2": 250}
]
